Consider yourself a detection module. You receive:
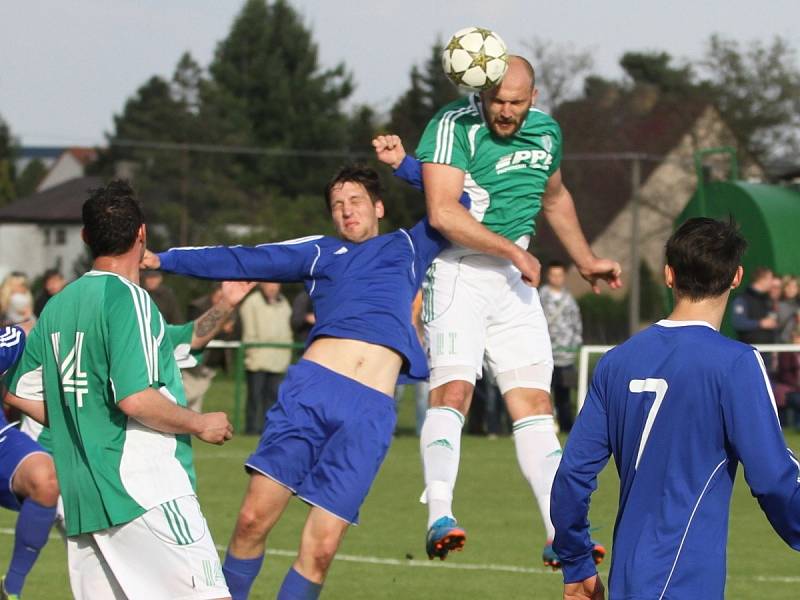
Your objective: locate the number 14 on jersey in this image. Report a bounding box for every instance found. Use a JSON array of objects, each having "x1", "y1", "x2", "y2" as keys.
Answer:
[{"x1": 51, "y1": 331, "x2": 88, "y2": 407}]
